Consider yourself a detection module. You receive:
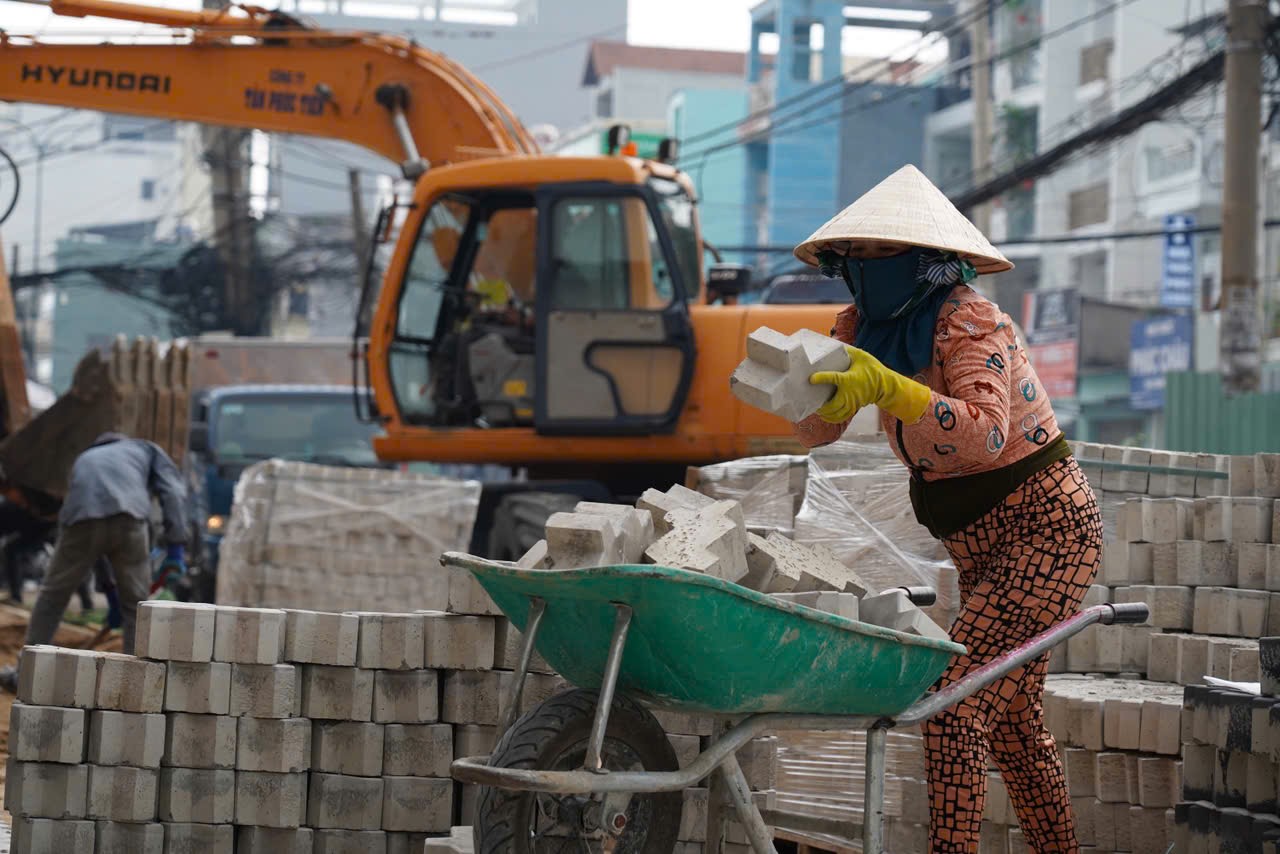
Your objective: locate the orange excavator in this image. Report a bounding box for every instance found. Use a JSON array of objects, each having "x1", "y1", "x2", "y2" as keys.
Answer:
[{"x1": 0, "y1": 0, "x2": 840, "y2": 554}]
